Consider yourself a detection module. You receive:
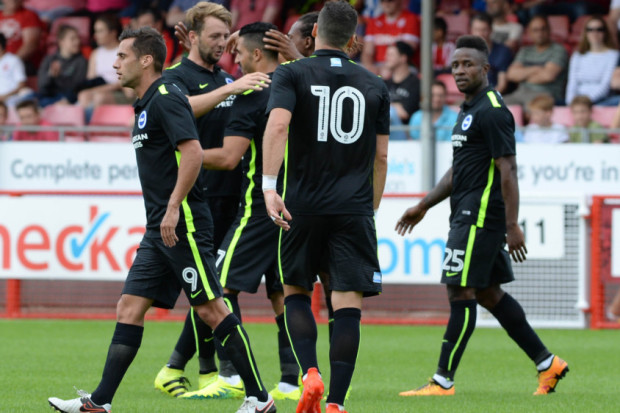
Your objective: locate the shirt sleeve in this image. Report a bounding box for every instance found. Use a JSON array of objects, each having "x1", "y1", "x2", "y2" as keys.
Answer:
[
  {"x1": 161, "y1": 69, "x2": 189, "y2": 95},
  {"x1": 153, "y1": 88, "x2": 199, "y2": 148},
  {"x1": 266, "y1": 64, "x2": 296, "y2": 114},
  {"x1": 480, "y1": 105, "x2": 515, "y2": 159}
]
